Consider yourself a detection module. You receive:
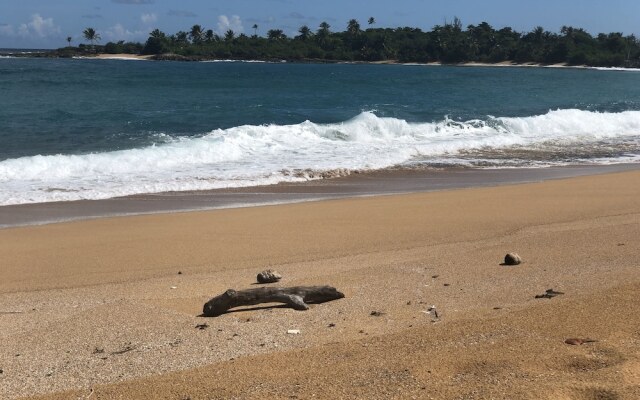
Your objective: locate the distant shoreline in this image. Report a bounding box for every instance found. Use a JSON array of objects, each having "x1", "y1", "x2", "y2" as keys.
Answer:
[{"x1": 4, "y1": 51, "x2": 639, "y2": 71}]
